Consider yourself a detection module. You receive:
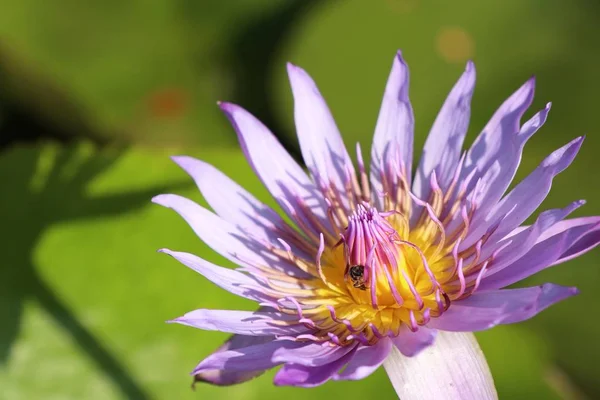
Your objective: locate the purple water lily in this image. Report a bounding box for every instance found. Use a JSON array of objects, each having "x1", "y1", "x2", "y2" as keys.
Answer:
[{"x1": 153, "y1": 51, "x2": 600, "y2": 398}]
